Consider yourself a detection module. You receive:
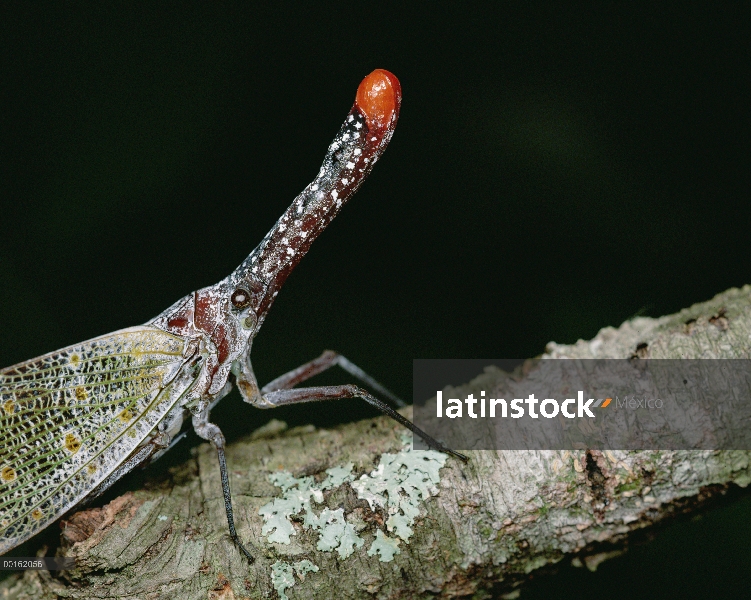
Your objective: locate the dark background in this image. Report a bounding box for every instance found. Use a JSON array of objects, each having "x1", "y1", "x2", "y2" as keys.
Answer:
[{"x1": 1, "y1": 4, "x2": 749, "y2": 597}]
